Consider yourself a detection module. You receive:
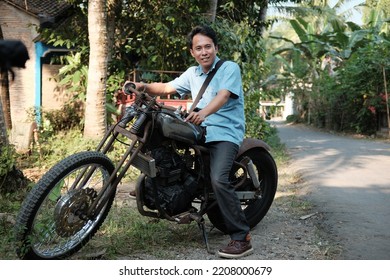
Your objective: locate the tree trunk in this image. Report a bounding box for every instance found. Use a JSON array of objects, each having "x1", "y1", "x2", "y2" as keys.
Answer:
[
  {"x1": 84, "y1": 0, "x2": 109, "y2": 139},
  {"x1": 0, "y1": 91, "x2": 8, "y2": 146},
  {"x1": 258, "y1": 0, "x2": 268, "y2": 36},
  {"x1": 0, "y1": 25, "x2": 10, "y2": 145},
  {"x1": 107, "y1": 0, "x2": 122, "y2": 65},
  {"x1": 0, "y1": 71, "x2": 12, "y2": 130},
  {"x1": 259, "y1": 0, "x2": 268, "y2": 22},
  {"x1": 383, "y1": 66, "x2": 390, "y2": 137},
  {"x1": 208, "y1": 0, "x2": 218, "y2": 23}
]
